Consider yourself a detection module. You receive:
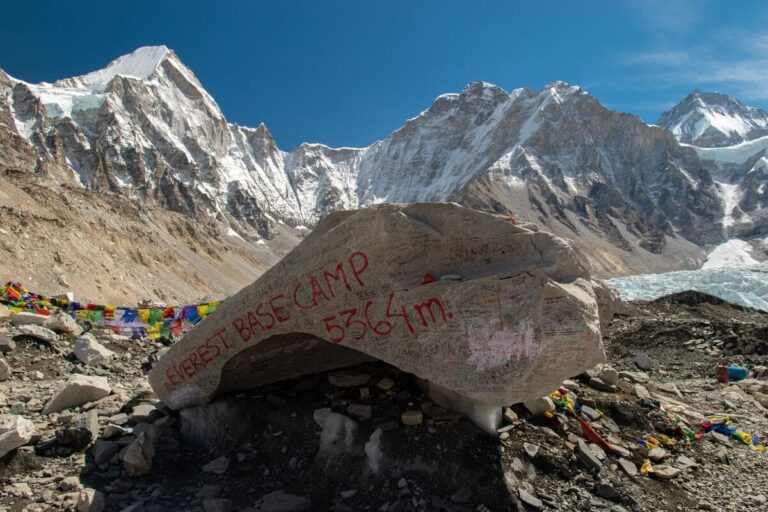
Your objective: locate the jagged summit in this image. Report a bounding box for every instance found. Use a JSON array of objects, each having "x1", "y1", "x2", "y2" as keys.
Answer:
[
  {"x1": 52, "y1": 46, "x2": 174, "y2": 91},
  {"x1": 658, "y1": 90, "x2": 768, "y2": 147}
]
